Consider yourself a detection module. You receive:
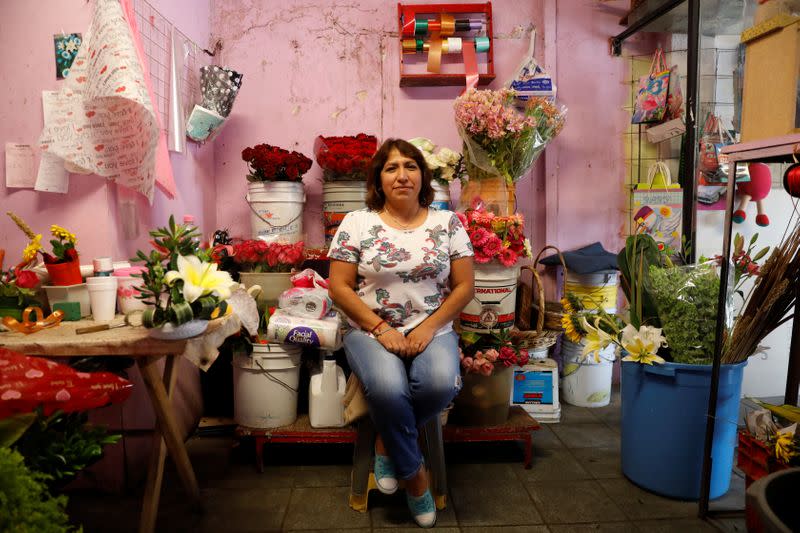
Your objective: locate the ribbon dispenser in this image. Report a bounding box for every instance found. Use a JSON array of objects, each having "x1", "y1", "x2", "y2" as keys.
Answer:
[{"x1": 398, "y1": 3, "x2": 494, "y2": 88}]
